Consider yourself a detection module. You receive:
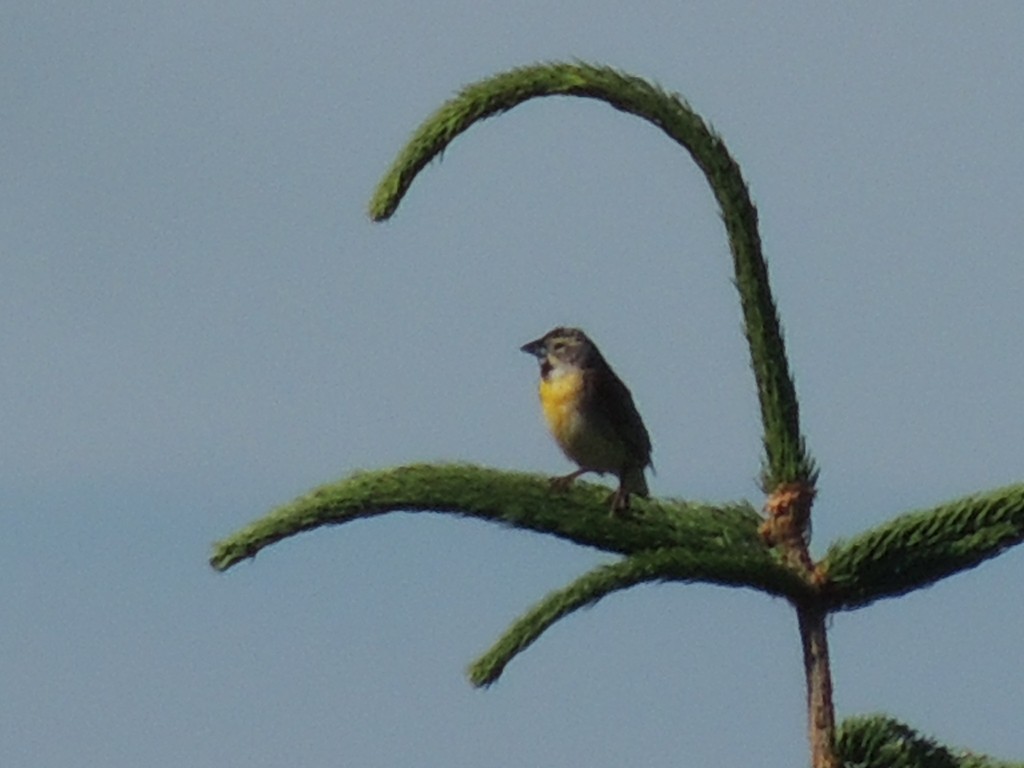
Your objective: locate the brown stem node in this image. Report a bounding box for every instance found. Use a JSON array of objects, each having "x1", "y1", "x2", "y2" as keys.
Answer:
[{"x1": 759, "y1": 481, "x2": 817, "y2": 575}]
